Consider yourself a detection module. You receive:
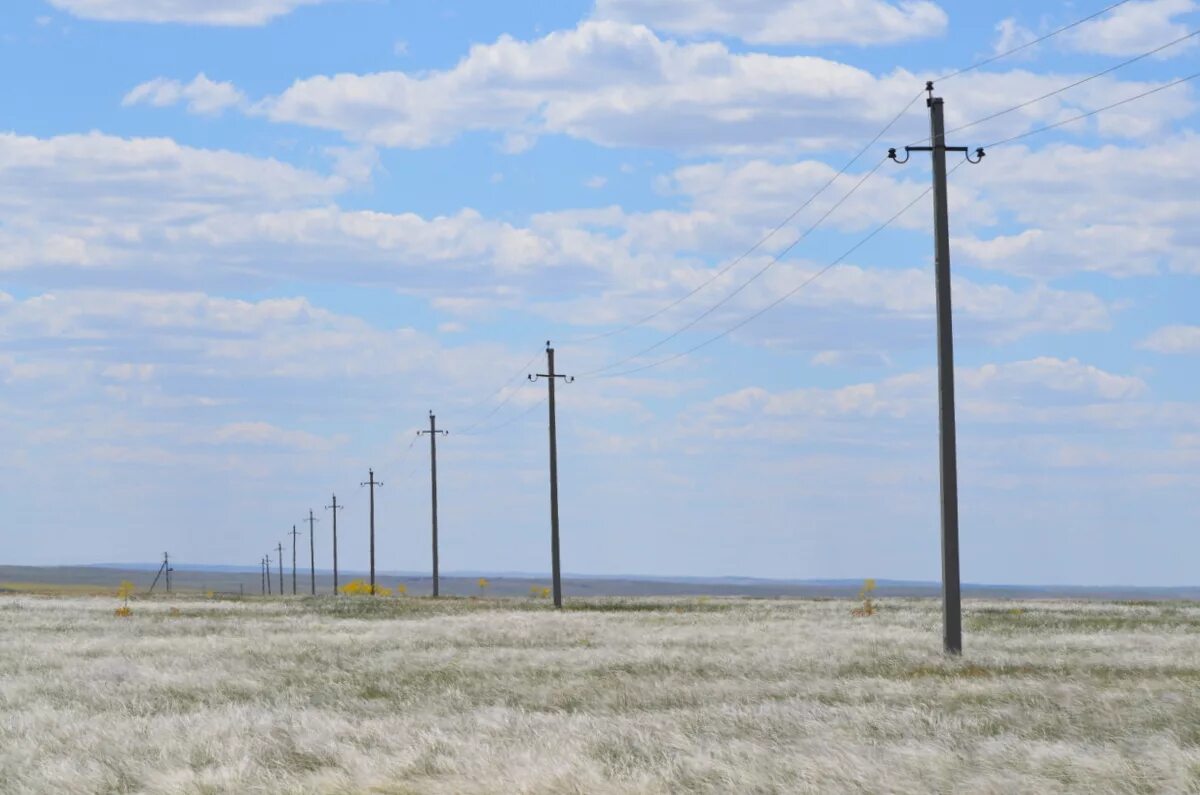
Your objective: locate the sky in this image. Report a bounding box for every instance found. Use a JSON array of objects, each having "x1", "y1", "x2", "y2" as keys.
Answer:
[{"x1": 2, "y1": 0, "x2": 1199, "y2": 586}]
